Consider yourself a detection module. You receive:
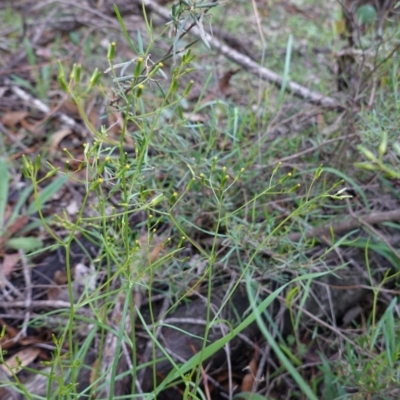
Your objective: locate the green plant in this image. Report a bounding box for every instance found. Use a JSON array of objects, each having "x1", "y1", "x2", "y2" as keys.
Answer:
[
  {"x1": 356, "y1": 131, "x2": 400, "y2": 179},
  {"x1": 0, "y1": 157, "x2": 67, "y2": 252},
  {"x1": 2, "y1": 1, "x2": 400, "y2": 399}
]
